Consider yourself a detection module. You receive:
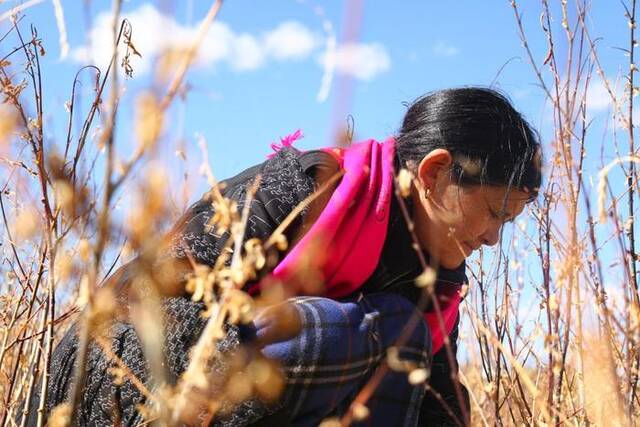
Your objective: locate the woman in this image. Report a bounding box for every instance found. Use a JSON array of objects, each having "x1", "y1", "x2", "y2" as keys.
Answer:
[{"x1": 27, "y1": 87, "x2": 541, "y2": 426}]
